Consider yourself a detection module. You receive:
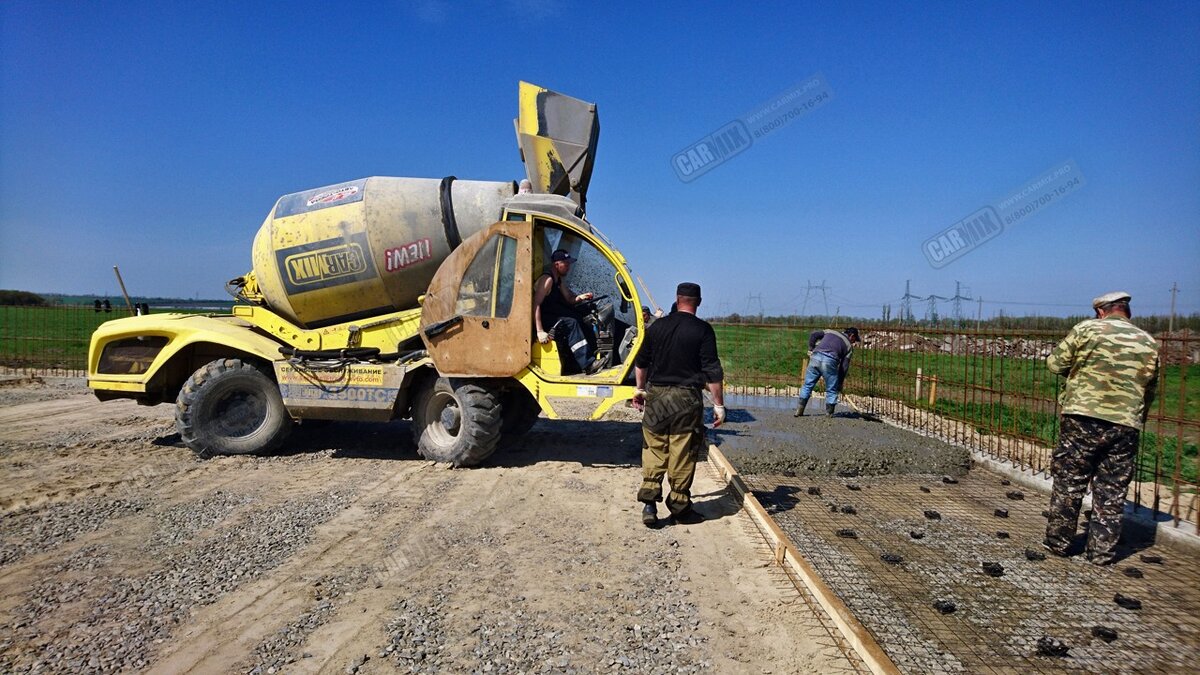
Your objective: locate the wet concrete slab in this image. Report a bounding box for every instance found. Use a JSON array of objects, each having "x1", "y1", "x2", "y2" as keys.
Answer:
[
  {"x1": 718, "y1": 398, "x2": 1200, "y2": 674},
  {"x1": 715, "y1": 396, "x2": 971, "y2": 478}
]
